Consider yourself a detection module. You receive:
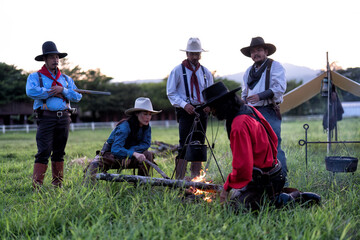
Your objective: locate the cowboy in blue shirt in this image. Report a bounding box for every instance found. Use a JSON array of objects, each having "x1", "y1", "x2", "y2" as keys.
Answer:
[
  {"x1": 83, "y1": 97, "x2": 161, "y2": 185},
  {"x1": 26, "y1": 41, "x2": 82, "y2": 189}
]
